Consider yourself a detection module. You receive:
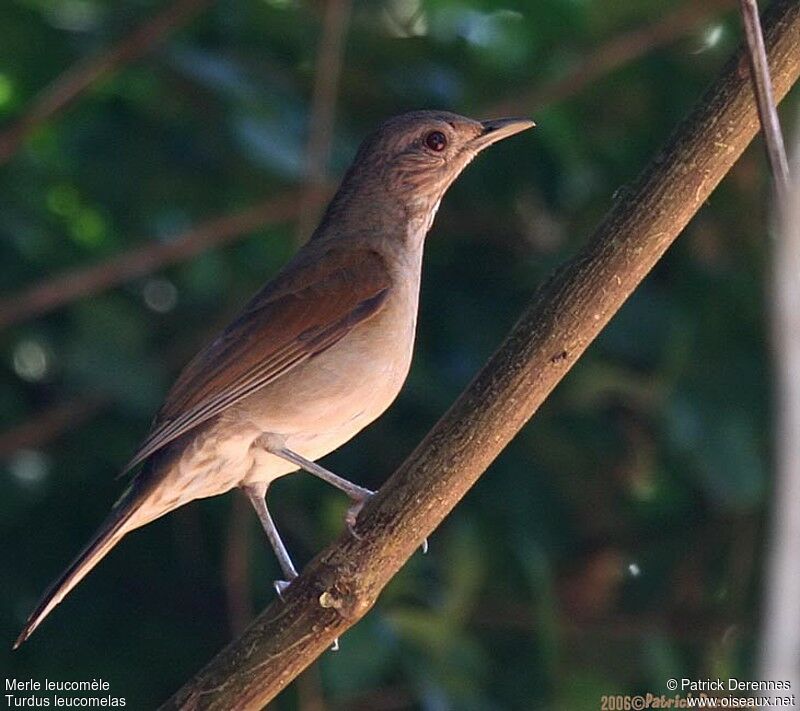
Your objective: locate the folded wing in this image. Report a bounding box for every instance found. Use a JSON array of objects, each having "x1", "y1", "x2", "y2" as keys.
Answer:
[{"x1": 123, "y1": 247, "x2": 392, "y2": 473}]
